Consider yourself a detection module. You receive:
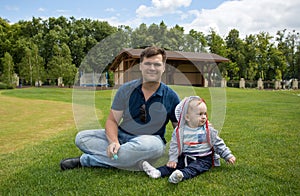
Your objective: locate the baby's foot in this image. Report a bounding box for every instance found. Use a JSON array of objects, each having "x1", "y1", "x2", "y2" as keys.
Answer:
[{"x1": 168, "y1": 170, "x2": 183, "y2": 184}]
